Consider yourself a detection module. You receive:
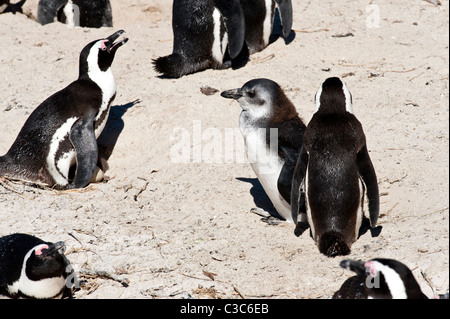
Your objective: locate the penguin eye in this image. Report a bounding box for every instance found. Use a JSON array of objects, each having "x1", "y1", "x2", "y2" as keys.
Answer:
[{"x1": 246, "y1": 91, "x2": 256, "y2": 98}]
